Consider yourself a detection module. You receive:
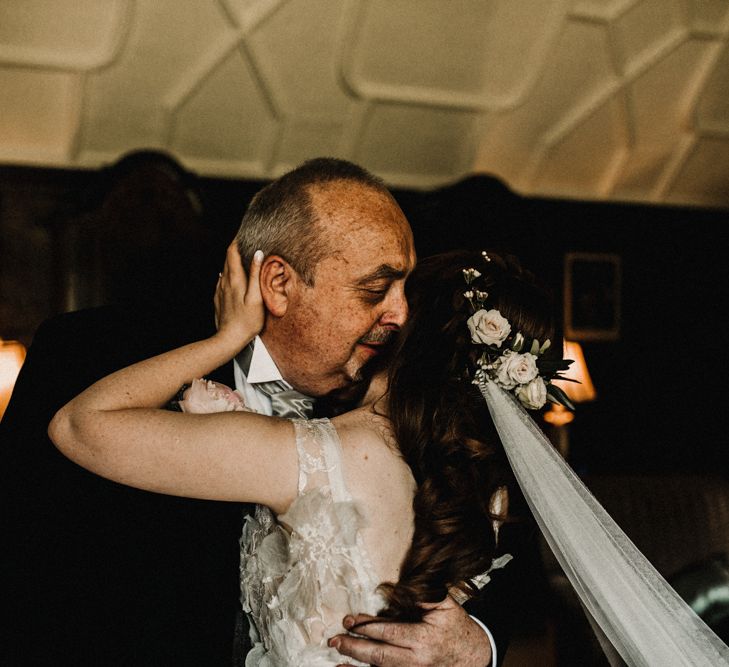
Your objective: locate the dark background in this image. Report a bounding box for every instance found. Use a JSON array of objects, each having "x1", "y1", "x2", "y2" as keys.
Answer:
[{"x1": 1, "y1": 152, "x2": 728, "y2": 475}]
